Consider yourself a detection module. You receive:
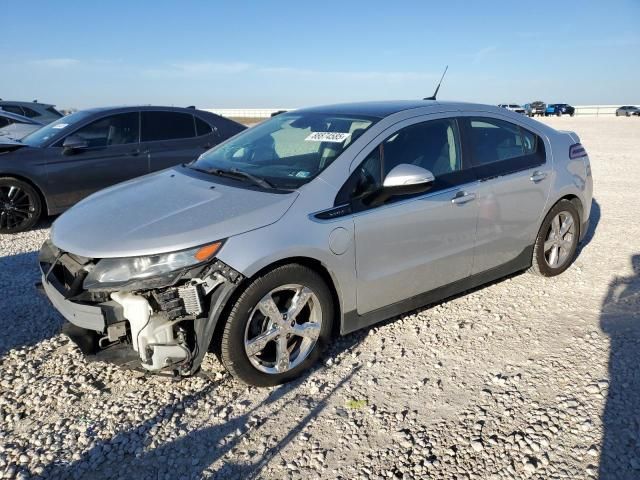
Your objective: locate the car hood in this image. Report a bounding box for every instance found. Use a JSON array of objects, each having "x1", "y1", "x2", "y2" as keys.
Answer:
[
  {"x1": 52, "y1": 167, "x2": 299, "y2": 258},
  {"x1": 0, "y1": 138, "x2": 26, "y2": 153}
]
